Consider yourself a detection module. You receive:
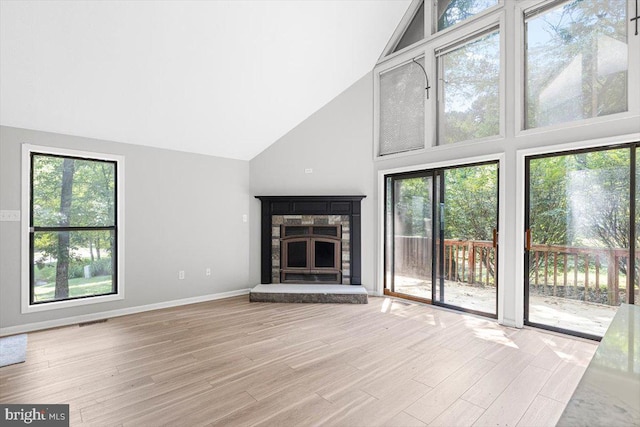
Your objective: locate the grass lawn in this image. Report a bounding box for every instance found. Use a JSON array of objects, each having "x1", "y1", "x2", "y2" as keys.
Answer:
[{"x1": 34, "y1": 275, "x2": 114, "y2": 302}]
